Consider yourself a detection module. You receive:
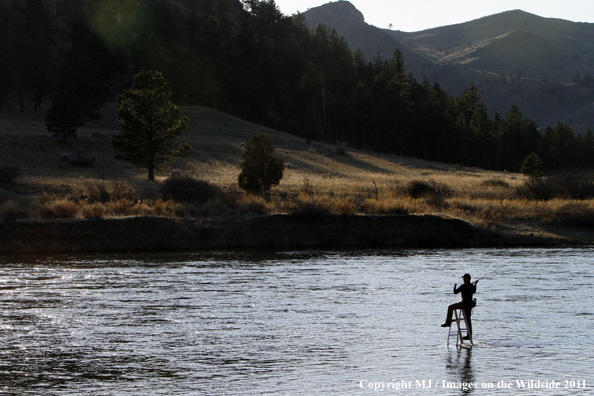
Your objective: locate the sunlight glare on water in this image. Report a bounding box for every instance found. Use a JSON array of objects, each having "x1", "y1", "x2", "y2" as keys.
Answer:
[{"x1": 0, "y1": 248, "x2": 593, "y2": 395}]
